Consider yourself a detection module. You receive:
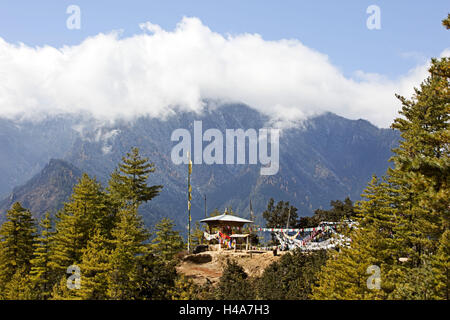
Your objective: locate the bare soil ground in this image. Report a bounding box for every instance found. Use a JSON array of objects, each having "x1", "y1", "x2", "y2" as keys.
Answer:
[{"x1": 177, "y1": 250, "x2": 286, "y2": 284}]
